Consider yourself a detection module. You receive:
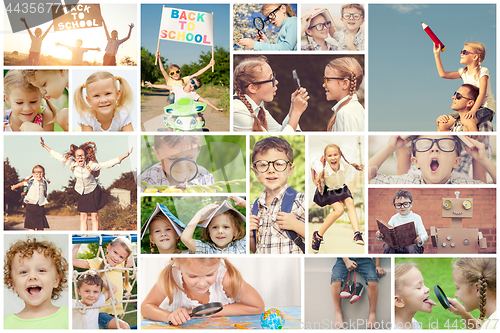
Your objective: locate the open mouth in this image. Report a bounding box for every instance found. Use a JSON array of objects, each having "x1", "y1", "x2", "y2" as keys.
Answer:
[
  {"x1": 430, "y1": 158, "x2": 439, "y2": 173},
  {"x1": 423, "y1": 297, "x2": 437, "y2": 306},
  {"x1": 160, "y1": 238, "x2": 170, "y2": 242},
  {"x1": 27, "y1": 285, "x2": 42, "y2": 296}
]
